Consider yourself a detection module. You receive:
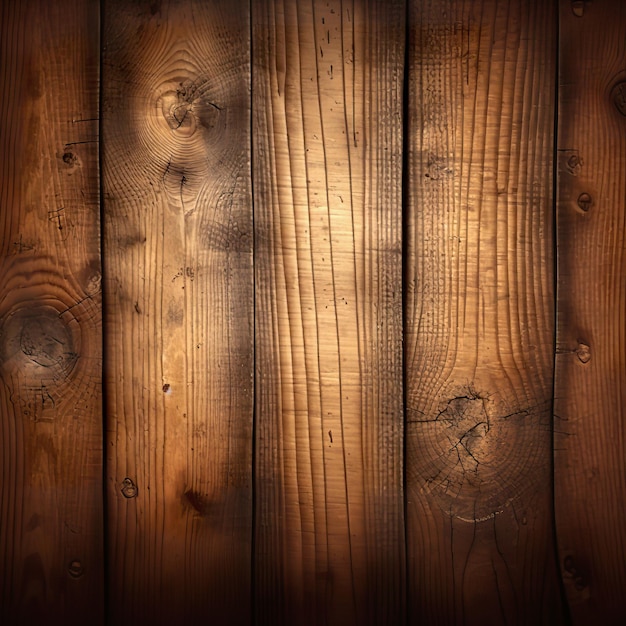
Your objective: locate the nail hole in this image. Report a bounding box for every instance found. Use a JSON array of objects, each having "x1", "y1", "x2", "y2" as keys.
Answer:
[
  {"x1": 577, "y1": 193, "x2": 592, "y2": 212},
  {"x1": 68, "y1": 560, "x2": 83, "y2": 578},
  {"x1": 576, "y1": 343, "x2": 591, "y2": 363},
  {"x1": 121, "y1": 477, "x2": 138, "y2": 498}
]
